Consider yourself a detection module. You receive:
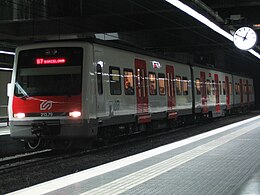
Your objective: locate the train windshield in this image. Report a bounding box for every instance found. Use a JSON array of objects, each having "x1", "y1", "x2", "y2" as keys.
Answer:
[{"x1": 15, "y1": 47, "x2": 83, "y2": 97}]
